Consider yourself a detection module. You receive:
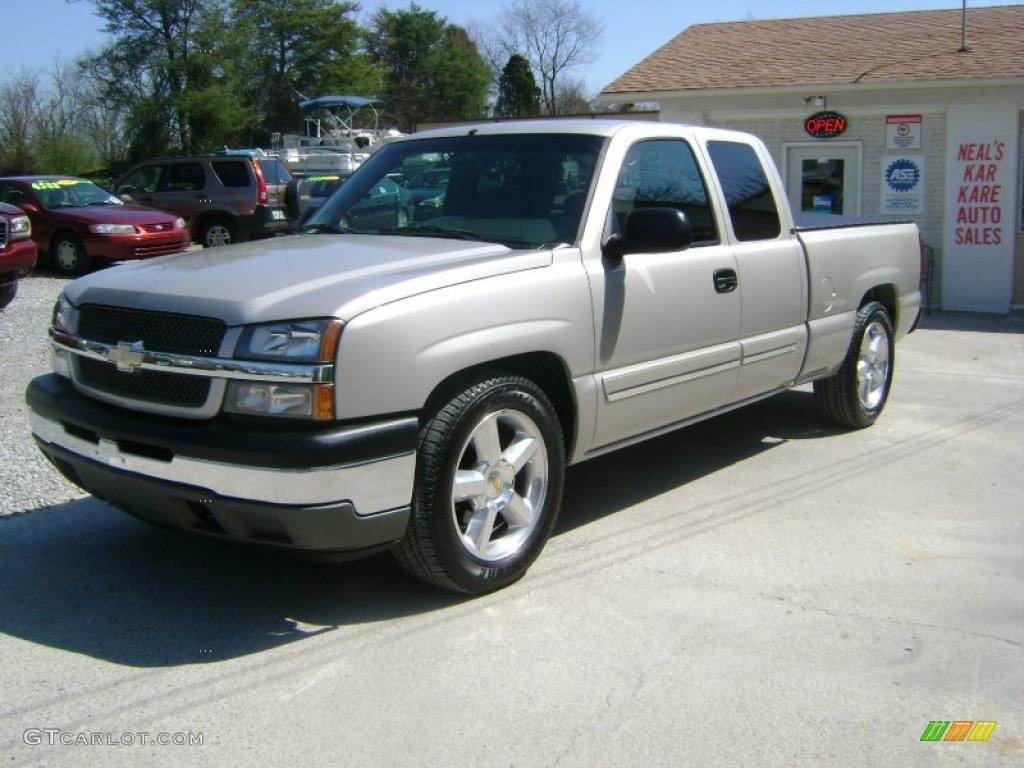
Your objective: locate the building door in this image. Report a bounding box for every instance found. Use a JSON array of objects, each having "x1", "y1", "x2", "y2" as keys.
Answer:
[{"x1": 785, "y1": 144, "x2": 861, "y2": 216}]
